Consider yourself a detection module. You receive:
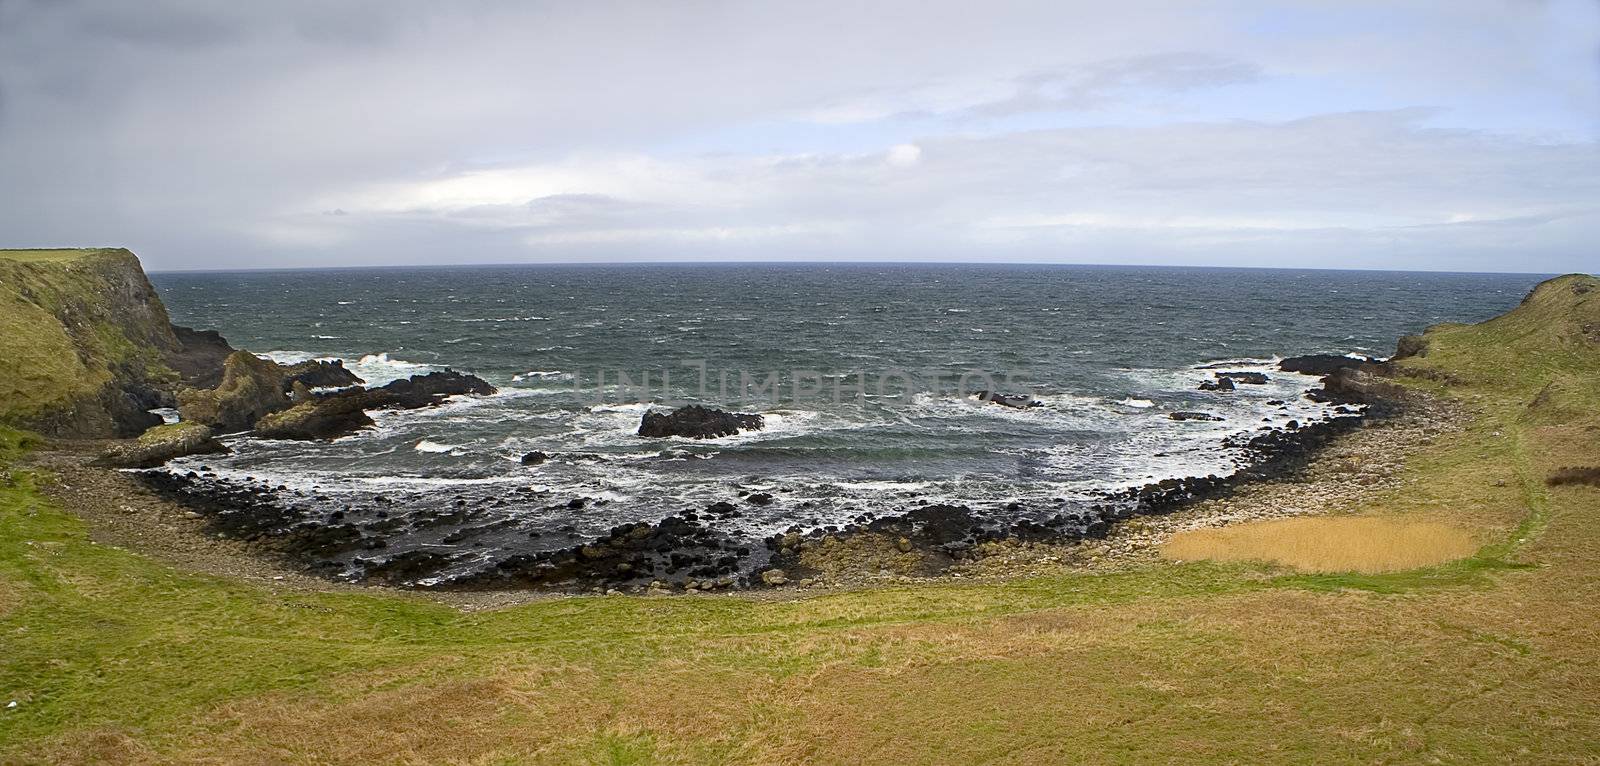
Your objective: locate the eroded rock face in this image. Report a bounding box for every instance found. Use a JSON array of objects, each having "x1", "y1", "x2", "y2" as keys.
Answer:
[
  {"x1": 94, "y1": 422, "x2": 228, "y2": 468},
  {"x1": 167, "y1": 325, "x2": 237, "y2": 389},
  {"x1": 176, "y1": 351, "x2": 289, "y2": 432},
  {"x1": 638, "y1": 405, "x2": 764, "y2": 439}
]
